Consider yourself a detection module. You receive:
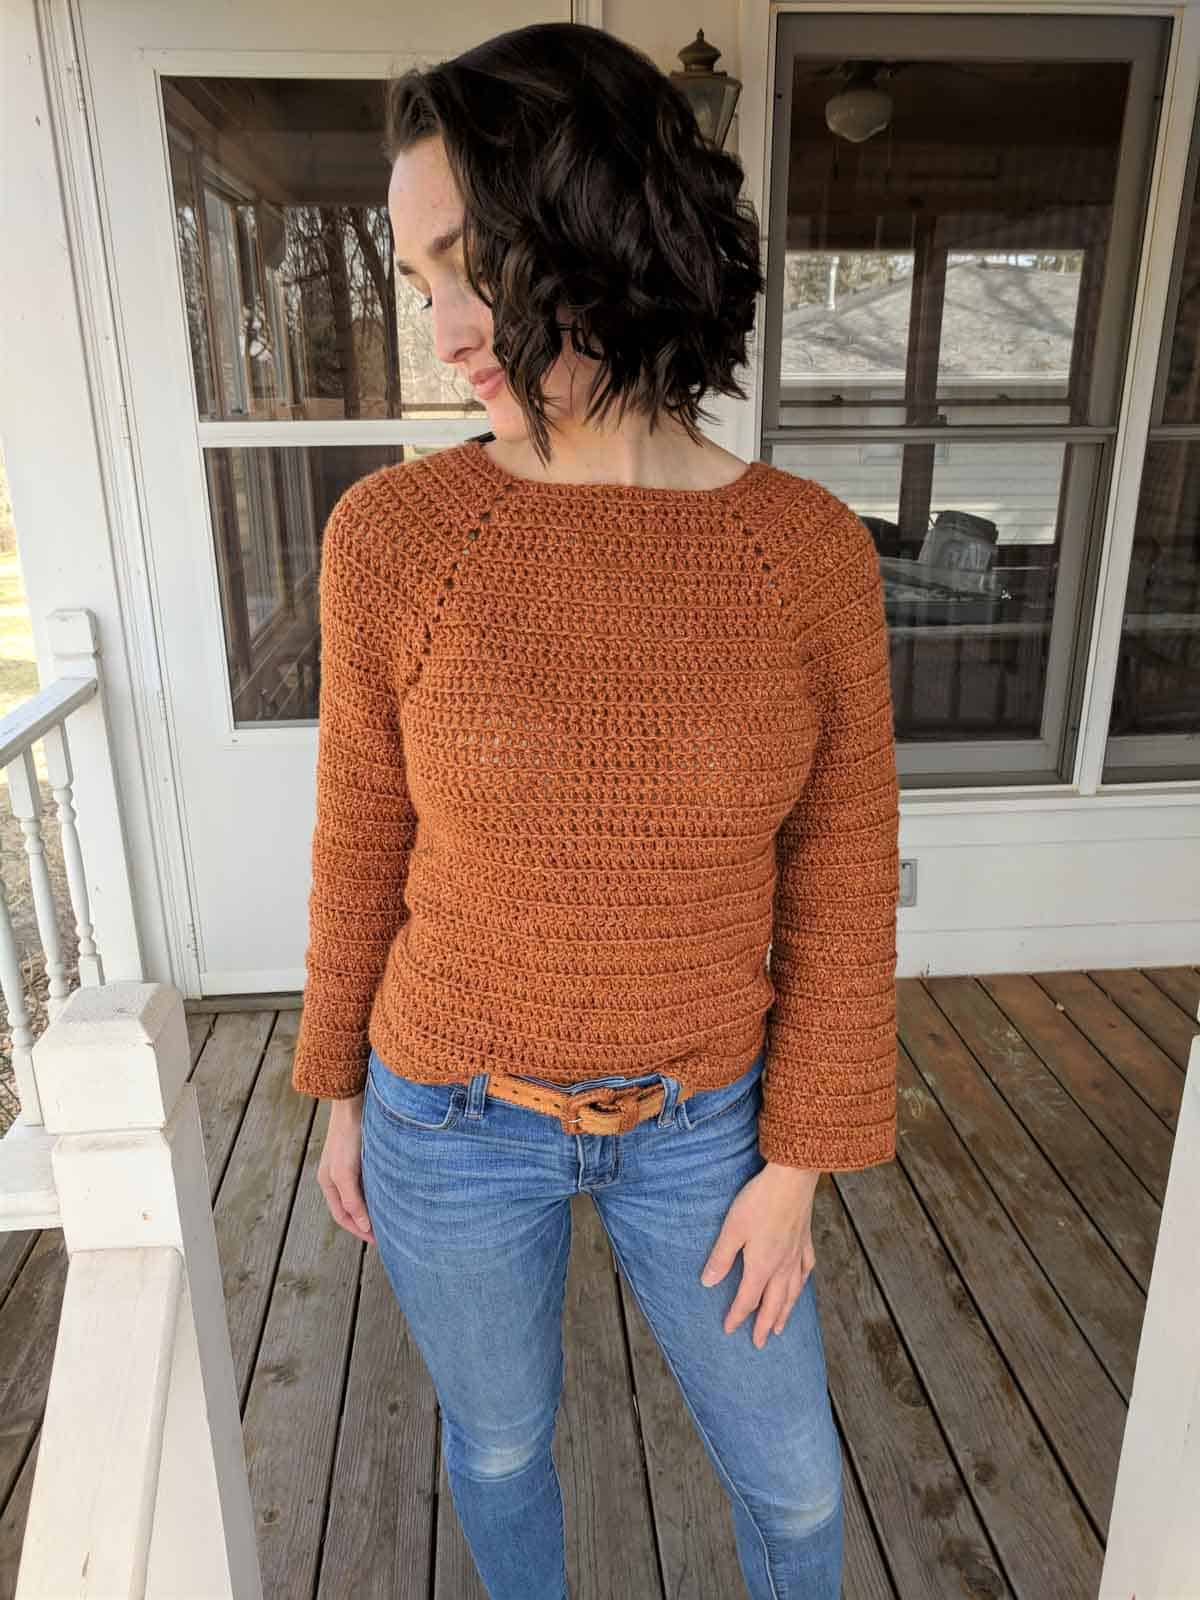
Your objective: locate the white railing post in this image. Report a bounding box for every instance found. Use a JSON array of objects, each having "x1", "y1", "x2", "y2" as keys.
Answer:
[
  {"x1": 15, "y1": 980, "x2": 263, "y2": 1598},
  {"x1": 43, "y1": 717, "x2": 104, "y2": 990},
  {"x1": 45, "y1": 608, "x2": 141, "y2": 980},
  {"x1": 1099, "y1": 996, "x2": 1200, "y2": 1597}
]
